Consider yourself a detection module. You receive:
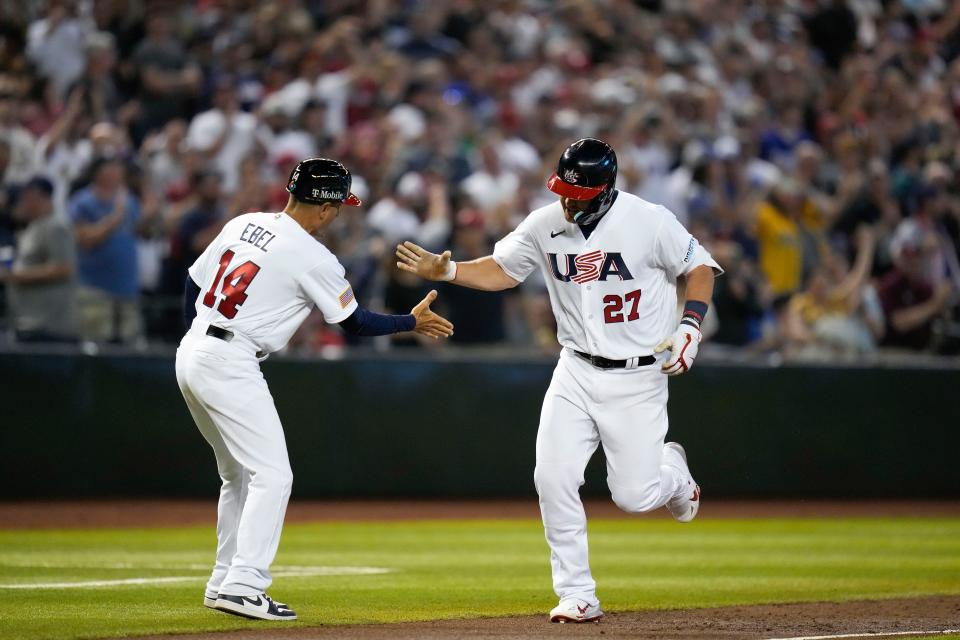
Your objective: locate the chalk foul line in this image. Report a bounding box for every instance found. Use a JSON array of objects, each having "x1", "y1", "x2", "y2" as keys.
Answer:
[
  {"x1": 0, "y1": 566, "x2": 391, "y2": 590},
  {"x1": 767, "y1": 629, "x2": 960, "y2": 640}
]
